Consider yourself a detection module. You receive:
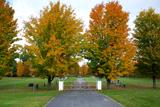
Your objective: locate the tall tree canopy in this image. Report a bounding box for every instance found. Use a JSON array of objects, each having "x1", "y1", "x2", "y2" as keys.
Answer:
[
  {"x1": 86, "y1": 1, "x2": 136, "y2": 87},
  {"x1": 134, "y1": 8, "x2": 160, "y2": 88},
  {"x1": 24, "y1": 1, "x2": 82, "y2": 86},
  {"x1": 0, "y1": 0, "x2": 18, "y2": 75}
]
